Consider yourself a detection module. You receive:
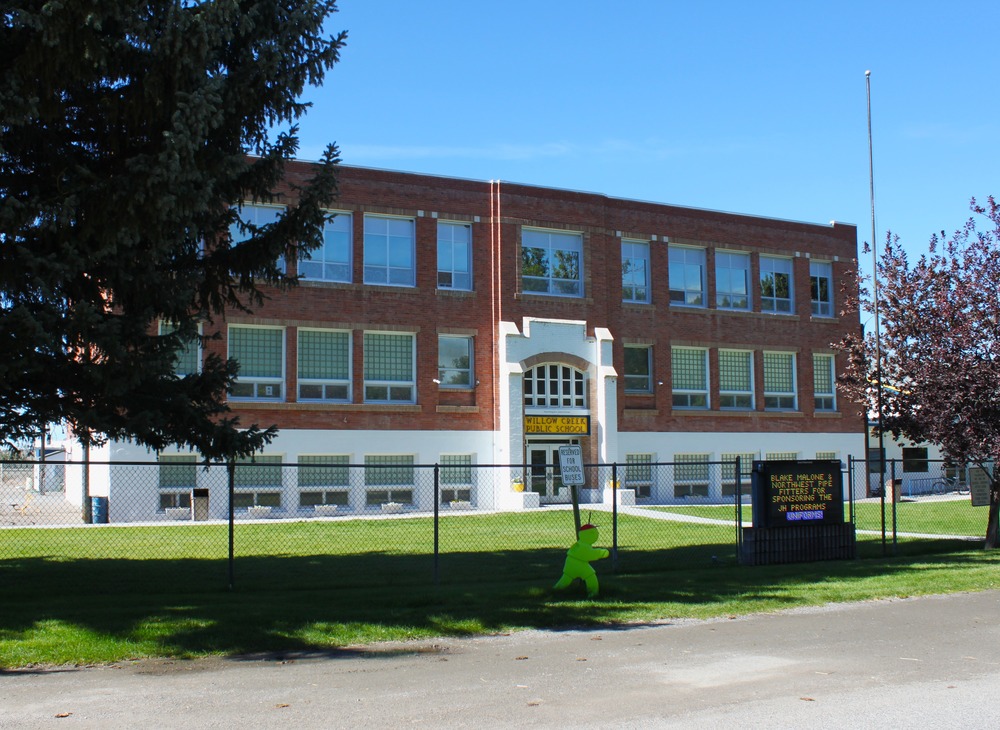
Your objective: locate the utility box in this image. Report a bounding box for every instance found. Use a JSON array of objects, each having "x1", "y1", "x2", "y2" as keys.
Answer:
[{"x1": 192, "y1": 488, "x2": 210, "y2": 521}]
